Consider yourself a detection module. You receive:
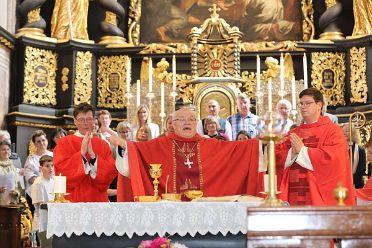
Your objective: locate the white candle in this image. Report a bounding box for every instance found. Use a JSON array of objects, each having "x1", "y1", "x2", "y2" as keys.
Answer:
[
  {"x1": 268, "y1": 78, "x2": 272, "y2": 112},
  {"x1": 172, "y1": 55, "x2": 176, "y2": 92},
  {"x1": 126, "y1": 58, "x2": 131, "y2": 93},
  {"x1": 264, "y1": 174, "x2": 277, "y2": 193},
  {"x1": 303, "y1": 53, "x2": 308, "y2": 89},
  {"x1": 160, "y1": 82, "x2": 165, "y2": 114},
  {"x1": 291, "y1": 76, "x2": 296, "y2": 110},
  {"x1": 136, "y1": 80, "x2": 141, "y2": 107},
  {"x1": 280, "y1": 53, "x2": 284, "y2": 90},
  {"x1": 256, "y1": 55, "x2": 260, "y2": 91},
  {"x1": 54, "y1": 174, "x2": 66, "y2": 193},
  {"x1": 148, "y1": 57, "x2": 153, "y2": 92}
]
